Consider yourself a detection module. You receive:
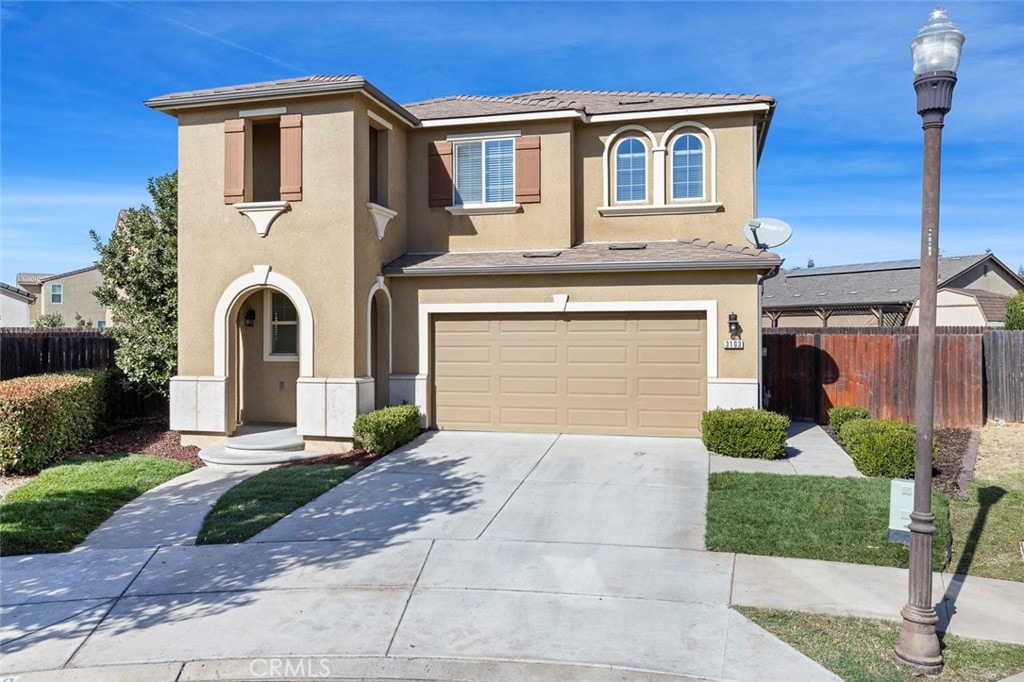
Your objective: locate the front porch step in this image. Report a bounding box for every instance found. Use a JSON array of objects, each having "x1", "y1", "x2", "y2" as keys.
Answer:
[
  {"x1": 198, "y1": 424, "x2": 319, "y2": 467},
  {"x1": 199, "y1": 446, "x2": 325, "y2": 467}
]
